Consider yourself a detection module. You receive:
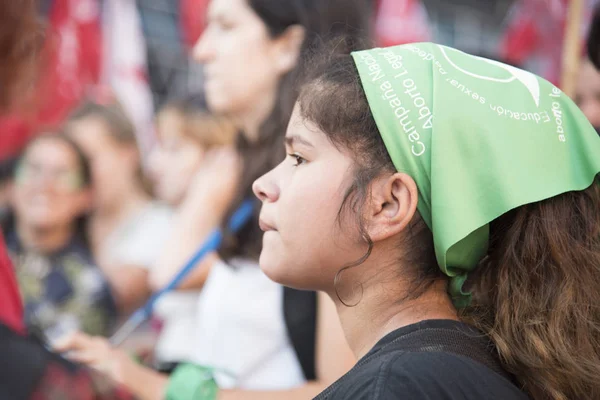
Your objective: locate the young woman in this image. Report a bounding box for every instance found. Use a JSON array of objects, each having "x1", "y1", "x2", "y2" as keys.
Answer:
[
  {"x1": 66, "y1": 99, "x2": 172, "y2": 313},
  {"x1": 3, "y1": 133, "x2": 117, "y2": 341},
  {"x1": 252, "y1": 42, "x2": 600, "y2": 399},
  {"x1": 57, "y1": 0, "x2": 372, "y2": 399}
]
